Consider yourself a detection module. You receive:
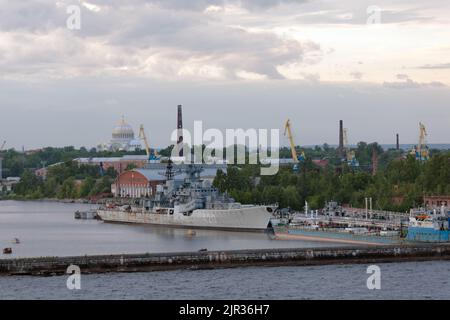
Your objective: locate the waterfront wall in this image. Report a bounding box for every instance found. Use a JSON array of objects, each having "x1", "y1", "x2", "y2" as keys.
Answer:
[{"x1": 1, "y1": 244, "x2": 450, "y2": 276}]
